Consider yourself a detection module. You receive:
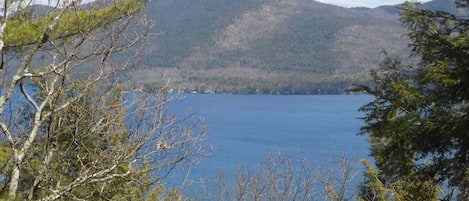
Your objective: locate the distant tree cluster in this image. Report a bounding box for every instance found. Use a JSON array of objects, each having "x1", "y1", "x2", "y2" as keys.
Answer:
[{"x1": 140, "y1": 0, "x2": 408, "y2": 92}]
